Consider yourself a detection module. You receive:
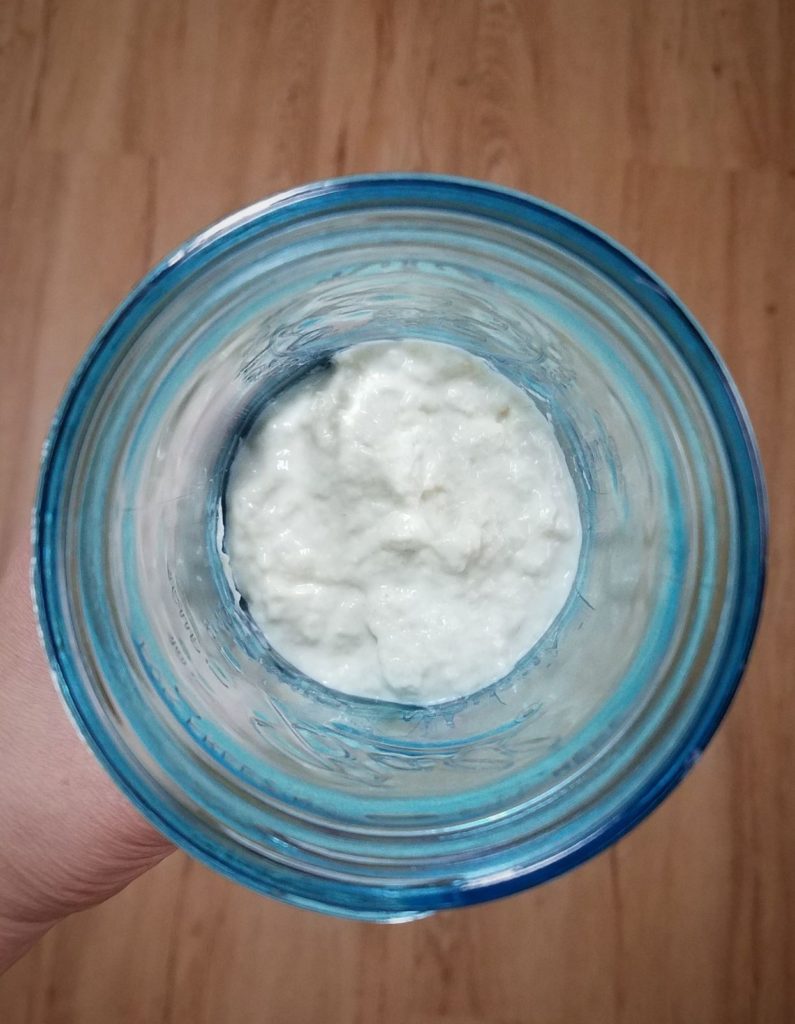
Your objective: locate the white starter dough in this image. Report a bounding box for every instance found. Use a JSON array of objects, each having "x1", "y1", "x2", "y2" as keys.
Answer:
[{"x1": 225, "y1": 340, "x2": 581, "y2": 704}]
